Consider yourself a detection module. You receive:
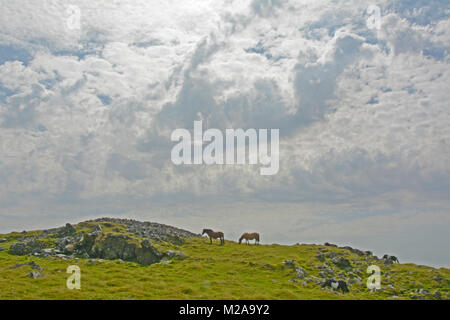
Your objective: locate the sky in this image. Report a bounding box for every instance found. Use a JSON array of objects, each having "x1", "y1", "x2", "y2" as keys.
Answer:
[{"x1": 0, "y1": 0, "x2": 449, "y2": 267}]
